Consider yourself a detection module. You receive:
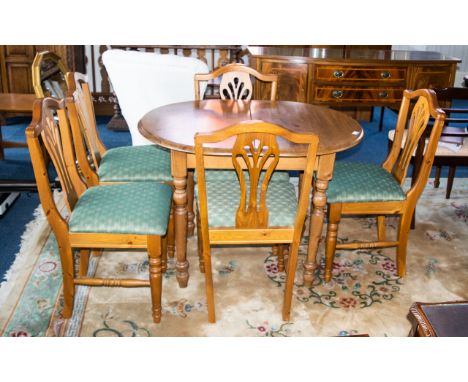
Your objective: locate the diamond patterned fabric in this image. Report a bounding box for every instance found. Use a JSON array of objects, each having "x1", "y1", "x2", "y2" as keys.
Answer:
[
  {"x1": 69, "y1": 182, "x2": 173, "y2": 235},
  {"x1": 196, "y1": 180, "x2": 297, "y2": 228},
  {"x1": 98, "y1": 145, "x2": 172, "y2": 182},
  {"x1": 327, "y1": 161, "x2": 406, "y2": 203}
]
